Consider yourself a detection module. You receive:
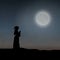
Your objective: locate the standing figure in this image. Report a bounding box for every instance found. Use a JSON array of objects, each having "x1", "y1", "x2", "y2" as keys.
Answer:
[{"x1": 13, "y1": 26, "x2": 21, "y2": 49}]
